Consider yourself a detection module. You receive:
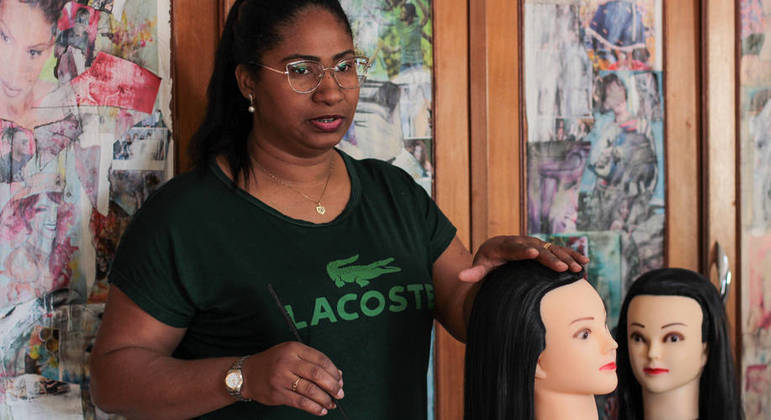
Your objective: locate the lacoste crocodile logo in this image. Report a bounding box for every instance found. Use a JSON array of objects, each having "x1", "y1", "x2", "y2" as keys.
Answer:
[{"x1": 326, "y1": 255, "x2": 402, "y2": 288}]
